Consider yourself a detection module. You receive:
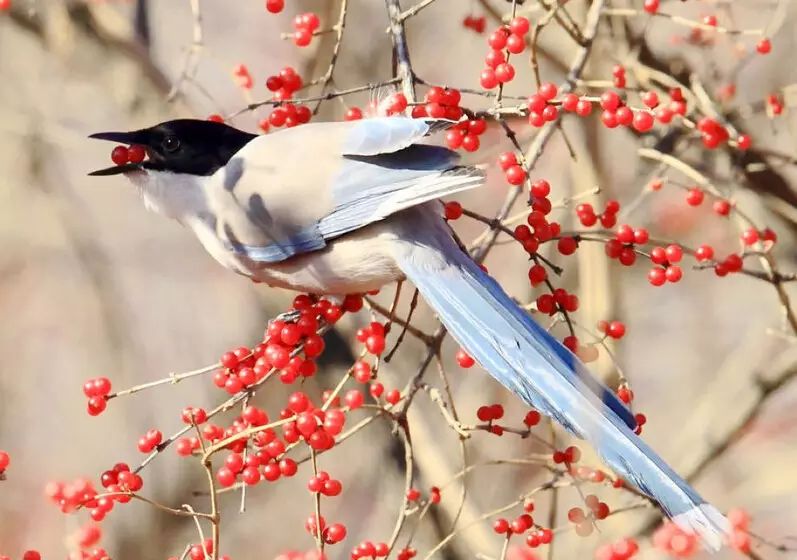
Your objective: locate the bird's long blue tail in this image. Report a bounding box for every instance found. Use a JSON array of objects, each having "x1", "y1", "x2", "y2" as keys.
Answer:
[{"x1": 392, "y1": 208, "x2": 729, "y2": 550}]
